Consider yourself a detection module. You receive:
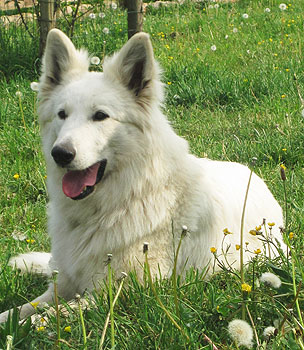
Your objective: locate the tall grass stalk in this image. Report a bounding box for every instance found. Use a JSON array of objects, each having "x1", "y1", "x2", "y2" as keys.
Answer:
[
  {"x1": 99, "y1": 272, "x2": 127, "y2": 350},
  {"x1": 53, "y1": 270, "x2": 61, "y2": 350},
  {"x1": 107, "y1": 254, "x2": 115, "y2": 349},
  {"x1": 143, "y1": 243, "x2": 189, "y2": 342},
  {"x1": 240, "y1": 168, "x2": 253, "y2": 320},
  {"x1": 76, "y1": 294, "x2": 87, "y2": 349},
  {"x1": 17, "y1": 92, "x2": 26, "y2": 130},
  {"x1": 171, "y1": 225, "x2": 188, "y2": 319}
]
